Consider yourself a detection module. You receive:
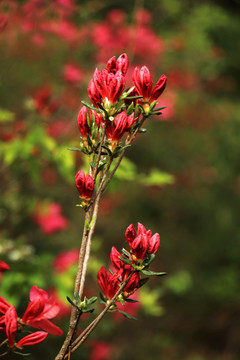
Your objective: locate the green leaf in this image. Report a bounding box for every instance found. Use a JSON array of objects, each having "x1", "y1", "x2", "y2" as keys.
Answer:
[
  {"x1": 118, "y1": 310, "x2": 137, "y2": 320},
  {"x1": 153, "y1": 106, "x2": 166, "y2": 111},
  {"x1": 125, "y1": 95, "x2": 143, "y2": 100},
  {"x1": 13, "y1": 351, "x2": 31, "y2": 356},
  {"x1": 99, "y1": 292, "x2": 106, "y2": 303},
  {"x1": 68, "y1": 147, "x2": 82, "y2": 151},
  {"x1": 87, "y1": 296, "x2": 98, "y2": 305},
  {"x1": 66, "y1": 296, "x2": 79, "y2": 308},
  {"x1": 137, "y1": 277, "x2": 149, "y2": 288},
  {"x1": 119, "y1": 256, "x2": 132, "y2": 265},
  {"x1": 74, "y1": 292, "x2": 81, "y2": 303},
  {"x1": 122, "y1": 248, "x2": 131, "y2": 258},
  {"x1": 141, "y1": 270, "x2": 167, "y2": 276},
  {"x1": 124, "y1": 298, "x2": 139, "y2": 303},
  {"x1": 81, "y1": 100, "x2": 97, "y2": 111}
]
